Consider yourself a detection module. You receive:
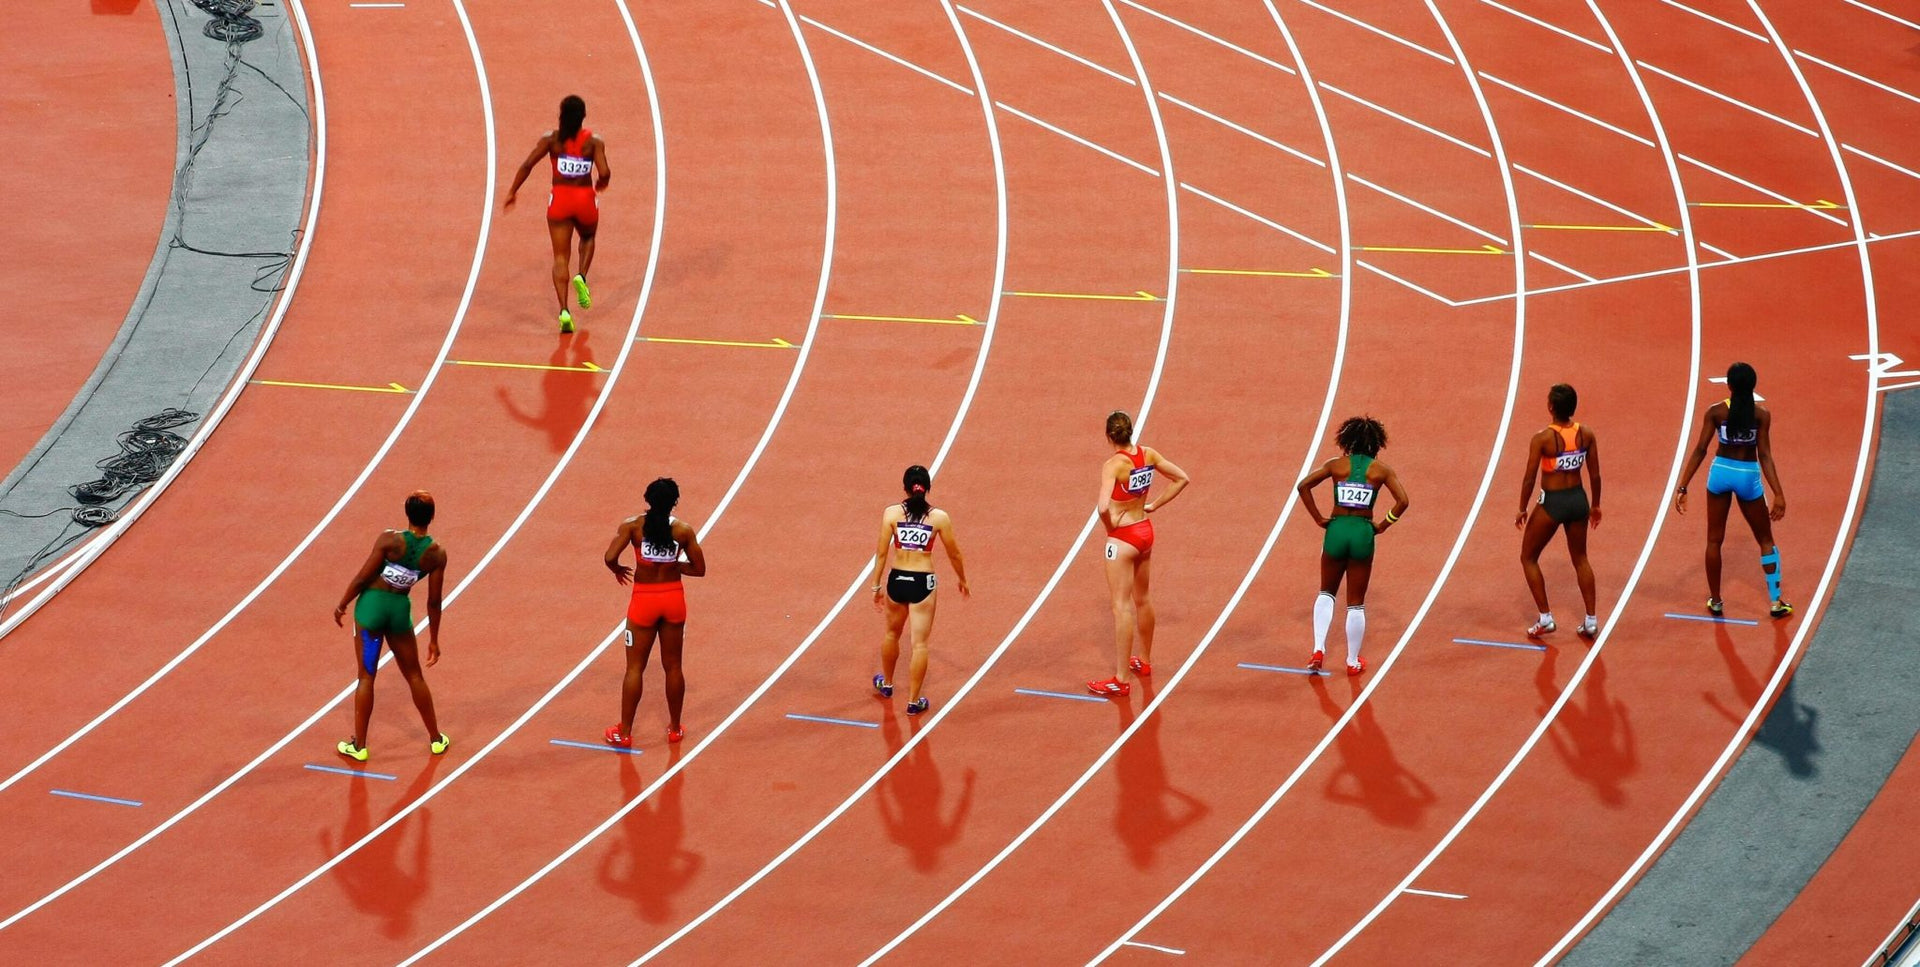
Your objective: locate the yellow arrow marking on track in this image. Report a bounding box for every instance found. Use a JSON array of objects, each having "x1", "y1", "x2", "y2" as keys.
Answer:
[
  {"x1": 448, "y1": 359, "x2": 606, "y2": 373},
  {"x1": 250, "y1": 379, "x2": 412, "y2": 394},
  {"x1": 1358, "y1": 243, "x2": 1506, "y2": 255},
  {"x1": 1524, "y1": 222, "x2": 1675, "y2": 233},
  {"x1": 638, "y1": 336, "x2": 797, "y2": 349},
  {"x1": 822, "y1": 313, "x2": 980, "y2": 326},
  {"x1": 1182, "y1": 267, "x2": 1336, "y2": 278},
  {"x1": 1690, "y1": 199, "x2": 1844, "y2": 210},
  {"x1": 1003, "y1": 289, "x2": 1162, "y2": 301}
]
